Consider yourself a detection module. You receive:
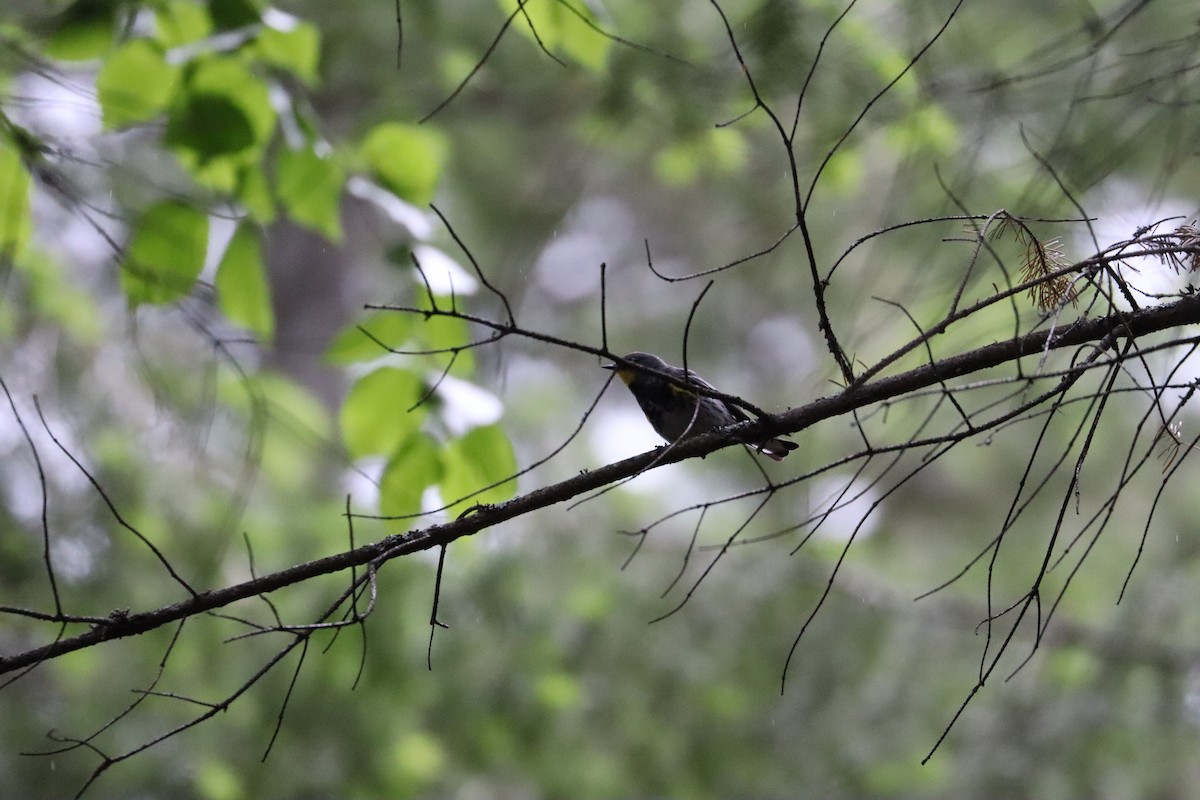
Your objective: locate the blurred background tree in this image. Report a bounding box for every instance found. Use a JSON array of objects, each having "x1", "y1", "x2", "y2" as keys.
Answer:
[{"x1": 1, "y1": 0, "x2": 1199, "y2": 797}]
